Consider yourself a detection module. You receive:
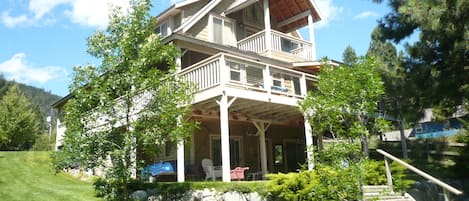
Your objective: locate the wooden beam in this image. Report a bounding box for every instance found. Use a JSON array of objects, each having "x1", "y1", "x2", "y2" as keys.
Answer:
[{"x1": 276, "y1": 10, "x2": 310, "y2": 29}]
